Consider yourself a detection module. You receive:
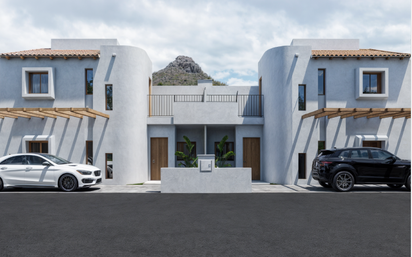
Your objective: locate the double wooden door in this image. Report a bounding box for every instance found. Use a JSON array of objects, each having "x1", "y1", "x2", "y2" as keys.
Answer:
[
  {"x1": 243, "y1": 138, "x2": 260, "y2": 180},
  {"x1": 150, "y1": 138, "x2": 168, "y2": 180}
]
